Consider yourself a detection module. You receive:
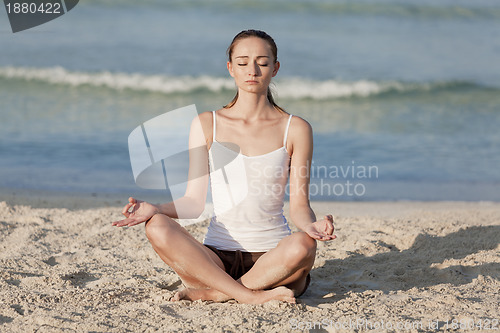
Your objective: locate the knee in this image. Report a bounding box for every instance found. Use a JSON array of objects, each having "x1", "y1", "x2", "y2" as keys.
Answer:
[
  {"x1": 285, "y1": 232, "x2": 317, "y2": 267},
  {"x1": 145, "y1": 214, "x2": 176, "y2": 246}
]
